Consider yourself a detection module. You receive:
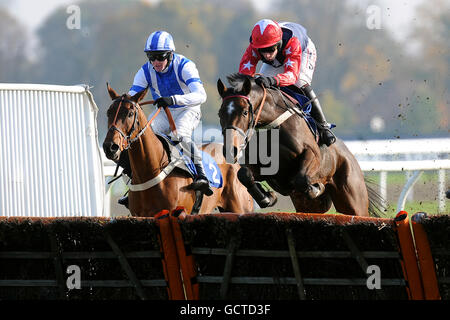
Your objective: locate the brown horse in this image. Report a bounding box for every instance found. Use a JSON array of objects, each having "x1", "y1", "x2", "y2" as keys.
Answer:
[
  {"x1": 217, "y1": 73, "x2": 382, "y2": 217},
  {"x1": 103, "y1": 84, "x2": 253, "y2": 217}
]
